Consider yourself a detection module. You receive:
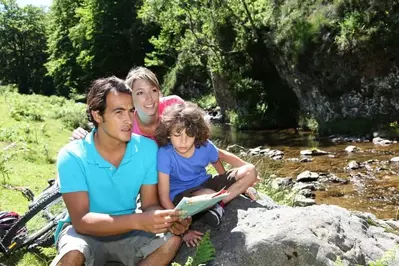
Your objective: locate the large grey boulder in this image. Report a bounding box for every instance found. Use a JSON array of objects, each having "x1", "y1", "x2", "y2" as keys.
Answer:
[{"x1": 174, "y1": 196, "x2": 399, "y2": 266}]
